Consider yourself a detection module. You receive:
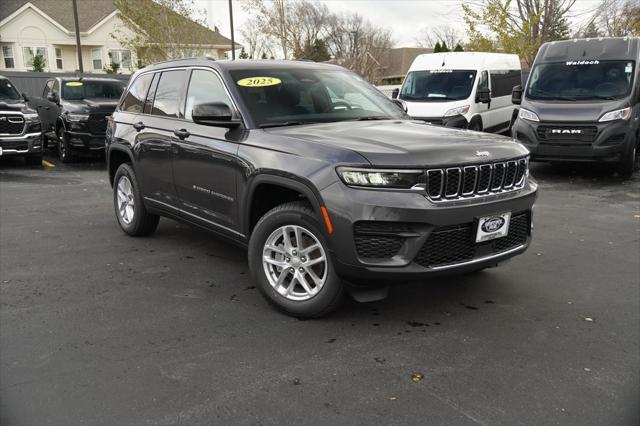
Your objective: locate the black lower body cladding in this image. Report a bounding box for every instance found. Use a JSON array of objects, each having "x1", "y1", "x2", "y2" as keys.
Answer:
[{"x1": 319, "y1": 179, "x2": 537, "y2": 284}]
